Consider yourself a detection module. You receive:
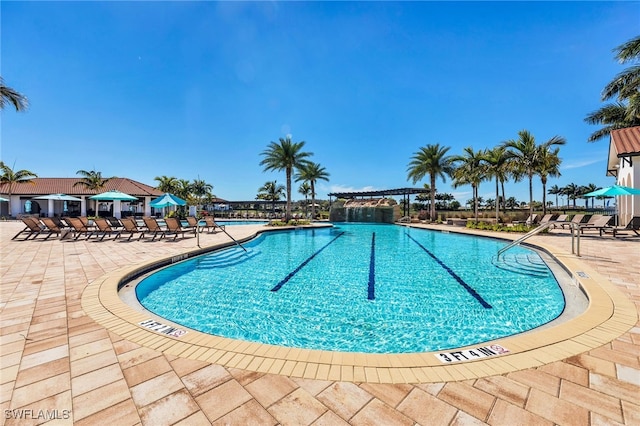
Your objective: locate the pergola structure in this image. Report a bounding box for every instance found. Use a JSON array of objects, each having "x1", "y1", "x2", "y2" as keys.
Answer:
[{"x1": 327, "y1": 187, "x2": 431, "y2": 218}]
